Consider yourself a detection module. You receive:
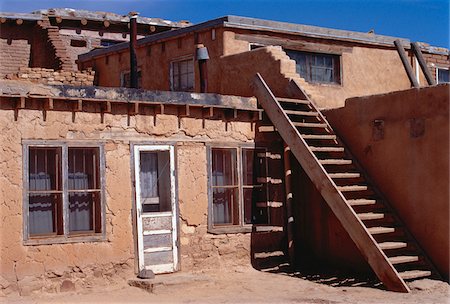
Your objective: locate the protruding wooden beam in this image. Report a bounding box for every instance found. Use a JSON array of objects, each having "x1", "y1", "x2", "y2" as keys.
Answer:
[
  {"x1": 14, "y1": 96, "x2": 26, "y2": 121},
  {"x1": 411, "y1": 42, "x2": 436, "y2": 86},
  {"x1": 16, "y1": 19, "x2": 23, "y2": 25},
  {"x1": 103, "y1": 20, "x2": 110, "y2": 28},
  {"x1": 160, "y1": 103, "x2": 165, "y2": 115},
  {"x1": 55, "y1": 16, "x2": 63, "y2": 23},
  {"x1": 81, "y1": 18, "x2": 88, "y2": 26},
  {"x1": 45, "y1": 98, "x2": 54, "y2": 110},
  {"x1": 149, "y1": 25, "x2": 156, "y2": 32},
  {"x1": 74, "y1": 99, "x2": 83, "y2": 112},
  {"x1": 0, "y1": 17, "x2": 6, "y2": 23},
  {"x1": 394, "y1": 40, "x2": 419, "y2": 88}
]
